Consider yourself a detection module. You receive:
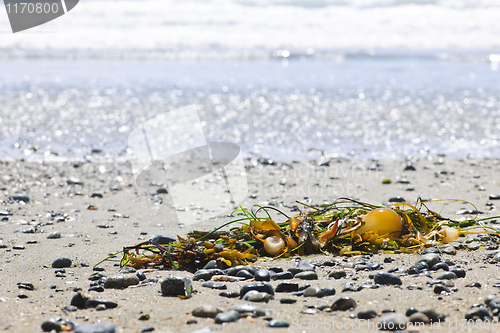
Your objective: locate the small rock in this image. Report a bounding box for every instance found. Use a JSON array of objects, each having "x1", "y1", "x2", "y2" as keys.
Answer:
[
  {"x1": 357, "y1": 309, "x2": 378, "y2": 319},
  {"x1": 374, "y1": 272, "x2": 402, "y2": 286},
  {"x1": 201, "y1": 281, "x2": 226, "y2": 290},
  {"x1": 490, "y1": 194, "x2": 500, "y2": 200},
  {"x1": 41, "y1": 318, "x2": 77, "y2": 332},
  {"x1": 214, "y1": 310, "x2": 239, "y2": 324},
  {"x1": 192, "y1": 305, "x2": 223, "y2": 318},
  {"x1": 329, "y1": 270, "x2": 347, "y2": 279},
  {"x1": 388, "y1": 197, "x2": 405, "y2": 203},
  {"x1": 418, "y1": 254, "x2": 440, "y2": 268},
  {"x1": 275, "y1": 282, "x2": 299, "y2": 293},
  {"x1": 303, "y1": 286, "x2": 324, "y2": 297},
  {"x1": 321, "y1": 286, "x2": 336, "y2": 296},
  {"x1": 243, "y1": 291, "x2": 271, "y2": 303},
  {"x1": 47, "y1": 231, "x2": 61, "y2": 239},
  {"x1": 52, "y1": 257, "x2": 72, "y2": 268},
  {"x1": 14, "y1": 226, "x2": 35, "y2": 234},
  {"x1": 331, "y1": 297, "x2": 356, "y2": 311},
  {"x1": 267, "y1": 319, "x2": 289, "y2": 328},
  {"x1": 161, "y1": 275, "x2": 189, "y2": 297},
  {"x1": 85, "y1": 299, "x2": 118, "y2": 309},
  {"x1": 294, "y1": 271, "x2": 318, "y2": 280},
  {"x1": 272, "y1": 272, "x2": 293, "y2": 280},
  {"x1": 450, "y1": 268, "x2": 466, "y2": 278},
  {"x1": 8, "y1": 194, "x2": 29, "y2": 203},
  {"x1": 193, "y1": 269, "x2": 224, "y2": 281},
  {"x1": 236, "y1": 270, "x2": 254, "y2": 280},
  {"x1": 71, "y1": 292, "x2": 90, "y2": 309},
  {"x1": 104, "y1": 274, "x2": 140, "y2": 289},
  {"x1": 280, "y1": 298, "x2": 297, "y2": 304},
  {"x1": 436, "y1": 272, "x2": 457, "y2": 280},
  {"x1": 229, "y1": 304, "x2": 265, "y2": 317},
  {"x1": 408, "y1": 312, "x2": 430, "y2": 324},
  {"x1": 151, "y1": 234, "x2": 176, "y2": 245},
  {"x1": 254, "y1": 269, "x2": 271, "y2": 281},
  {"x1": 74, "y1": 322, "x2": 115, "y2": 333},
  {"x1": 219, "y1": 290, "x2": 239, "y2": 298},
  {"x1": 465, "y1": 307, "x2": 492, "y2": 321},
  {"x1": 17, "y1": 282, "x2": 34, "y2": 291},
  {"x1": 240, "y1": 282, "x2": 274, "y2": 298},
  {"x1": 377, "y1": 313, "x2": 407, "y2": 331},
  {"x1": 434, "y1": 285, "x2": 450, "y2": 294}
]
